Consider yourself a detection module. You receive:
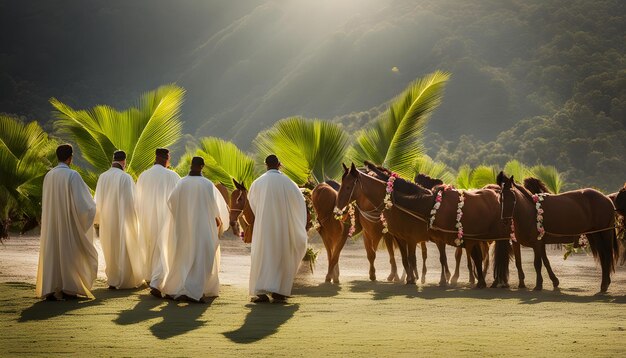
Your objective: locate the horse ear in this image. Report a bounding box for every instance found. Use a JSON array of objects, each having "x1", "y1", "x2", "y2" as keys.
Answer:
[
  {"x1": 510, "y1": 175, "x2": 515, "y2": 183},
  {"x1": 233, "y1": 178, "x2": 246, "y2": 191},
  {"x1": 496, "y1": 171, "x2": 505, "y2": 186},
  {"x1": 342, "y1": 163, "x2": 348, "y2": 172},
  {"x1": 350, "y1": 162, "x2": 358, "y2": 177}
]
